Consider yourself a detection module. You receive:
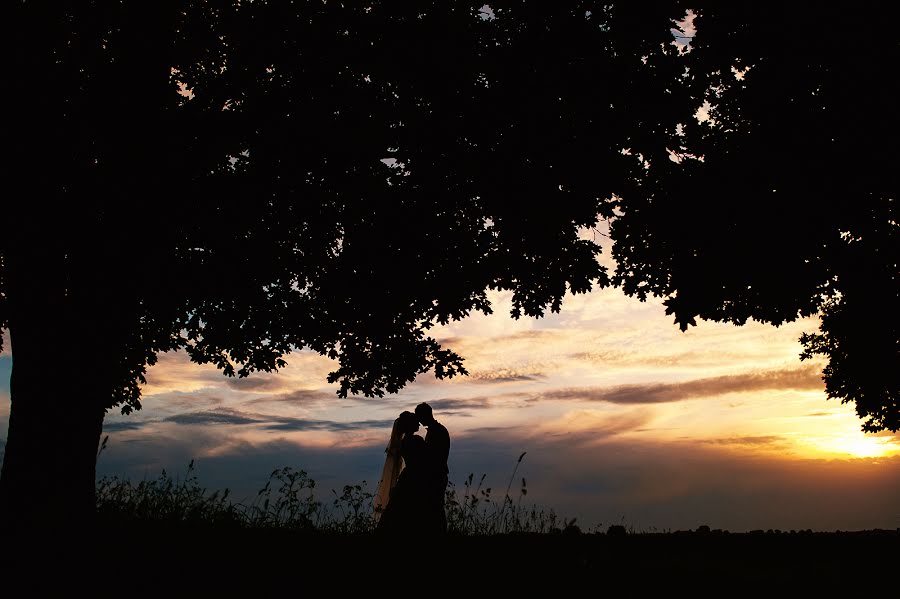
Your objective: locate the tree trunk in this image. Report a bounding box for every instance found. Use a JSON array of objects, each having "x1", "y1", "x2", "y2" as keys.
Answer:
[{"x1": 0, "y1": 246, "x2": 106, "y2": 533}]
